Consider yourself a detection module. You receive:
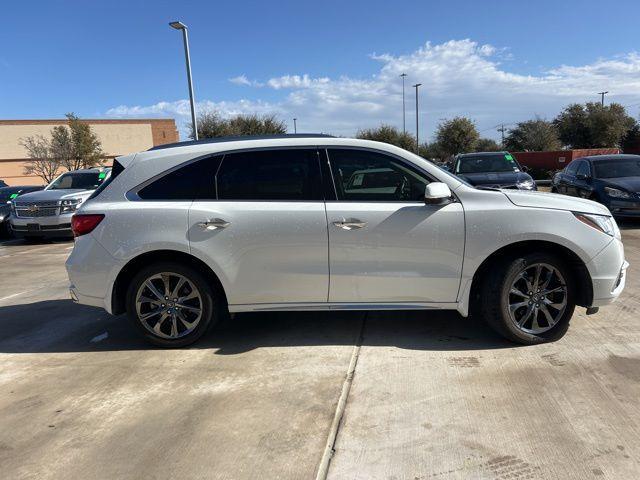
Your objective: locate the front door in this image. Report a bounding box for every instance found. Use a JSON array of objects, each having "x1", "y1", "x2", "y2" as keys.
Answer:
[
  {"x1": 189, "y1": 148, "x2": 329, "y2": 306},
  {"x1": 324, "y1": 148, "x2": 465, "y2": 304}
]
